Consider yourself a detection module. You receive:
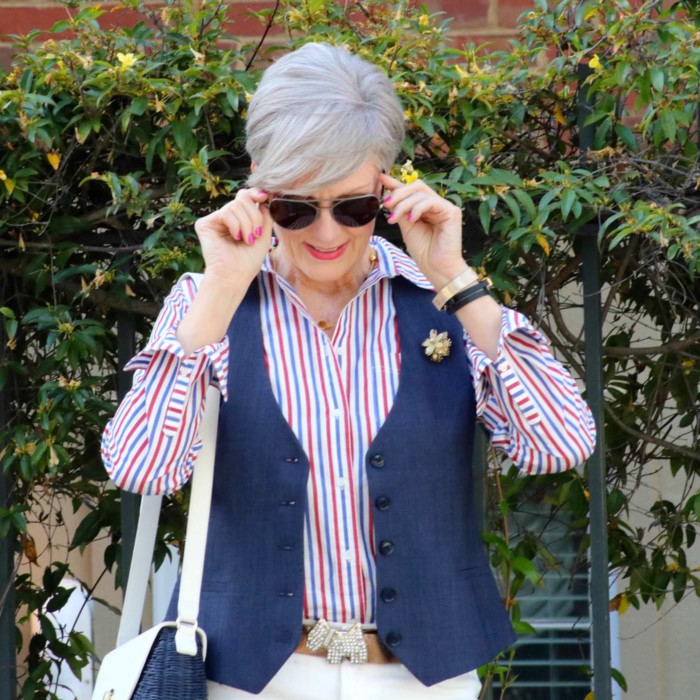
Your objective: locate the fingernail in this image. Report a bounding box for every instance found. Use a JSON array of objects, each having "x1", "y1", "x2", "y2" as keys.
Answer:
[
  {"x1": 407, "y1": 212, "x2": 412, "y2": 221},
  {"x1": 258, "y1": 189, "x2": 267, "y2": 196},
  {"x1": 387, "y1": 214, "x2": 395, "y2": 223},
  {"x1": 248, "y1": 233, "x2": 254, "y2": 244},
  {"x1": 383, "y1": 197, "x2": 392, "y2": 204},
  {"x1": 235, "y1": 230, "x2": 242, "y2": 240},
  {"x1": 255, "y1": 226, "x2": 262, "y2": 237}
]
